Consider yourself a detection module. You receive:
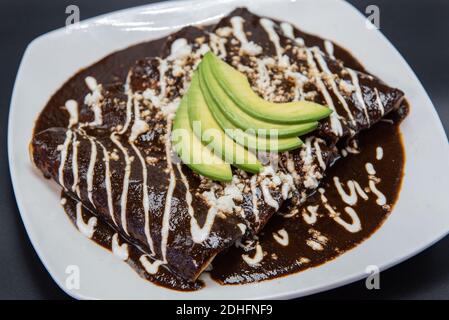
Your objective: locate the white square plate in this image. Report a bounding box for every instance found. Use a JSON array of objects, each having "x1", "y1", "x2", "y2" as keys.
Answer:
[{"x1": 9, "y1": 0, "x2": 449, "y2": 299}]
